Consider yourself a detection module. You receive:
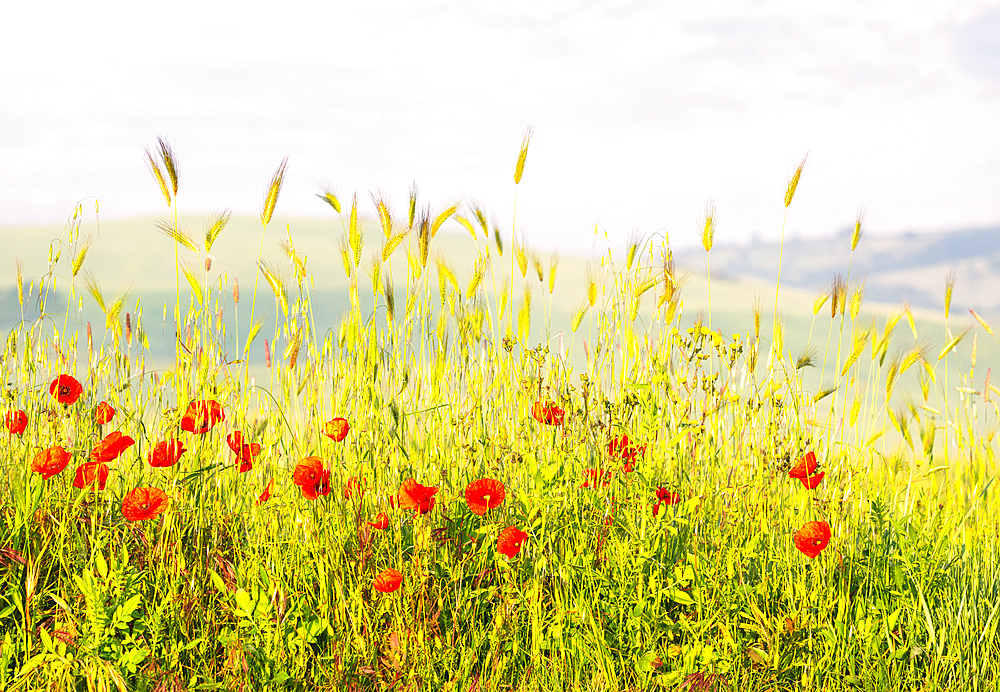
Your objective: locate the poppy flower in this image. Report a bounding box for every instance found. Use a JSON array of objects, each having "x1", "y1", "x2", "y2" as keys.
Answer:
[
  {"x1": 653, "y1": 487, "x2": 682, "y2": 515},
  {"x1": 398, "y1": 478, "x2": 439, "y2": 515},
  {"x1": 180, "y1": 400, "x2": 225, "y2": 434},
  {"x1": 368, "y1": 512, "x2": 390, "y2": 530},
  {"x1": 789, "y1": 451, "x2": 824, "y2": 489},
  {"x1": 147, "y1": 439, "x2": 186, "y2": 468},
  {"x1": 93, "y1": 401, "x2": 115, "y2": 425},
  {"x1": 90, "y1": 431, "x2": 136, "y2": 463},
  {"x1": 257, "y1": 479, "x2": 274, "y2": 505},
  {"x1": 292, "y1": 456, "x2": 331, "y2": 500},
  {"x1": 788, "y1": 452, "x2": 818, "y2": 479},
  {"x1": 607, "y1": 433, "x2": 644, "y2": 460},
  {"x1": 324, "y1": 417, "x2": 350, "y2": 441},
  {"x1": 373, "y1": 568, "x2": 403, "y2": 593},
  {"x1": 580, "y1": 468, "x2": 613, "y2": 489},
  {"x1": 799, "y1": 471, "x2": 825, "y2": 489},
  {"x1": 5, "y1": 410, "x2": 27, "y2": 435},
  {"x1": 465, "y1": 478, "x2": 506, "y2": 516},
  {"x1": 794, "y1": 520, "x2": 831, "y2": 558},
  {"x1": 343, "y1": 475, "x2": 366, "y2": 499},
  {"x1": 497, "y1": 526, "x2": 528, "y2": 558},
  {"x1": 121, "y1": 487, "x2": 169, "y2": 522},
  {"x1": 531, "y1": 400, "x2": 564, "y2": 426},
  {"x1": 609, "y1": 434, "x2": 647, "y2": 472},
  {"x1": 31, "y1": 446, "x2": 71, "y2": 479},
  {"x1": 73, "y1": 462, "x2": 109, "y2": 490},
  {"x1": 226, "y1": 431, "x2": 262, "y2": 473},
  {"x1": 50, "y1": 375, "x2": 84, "y2": 405}
]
